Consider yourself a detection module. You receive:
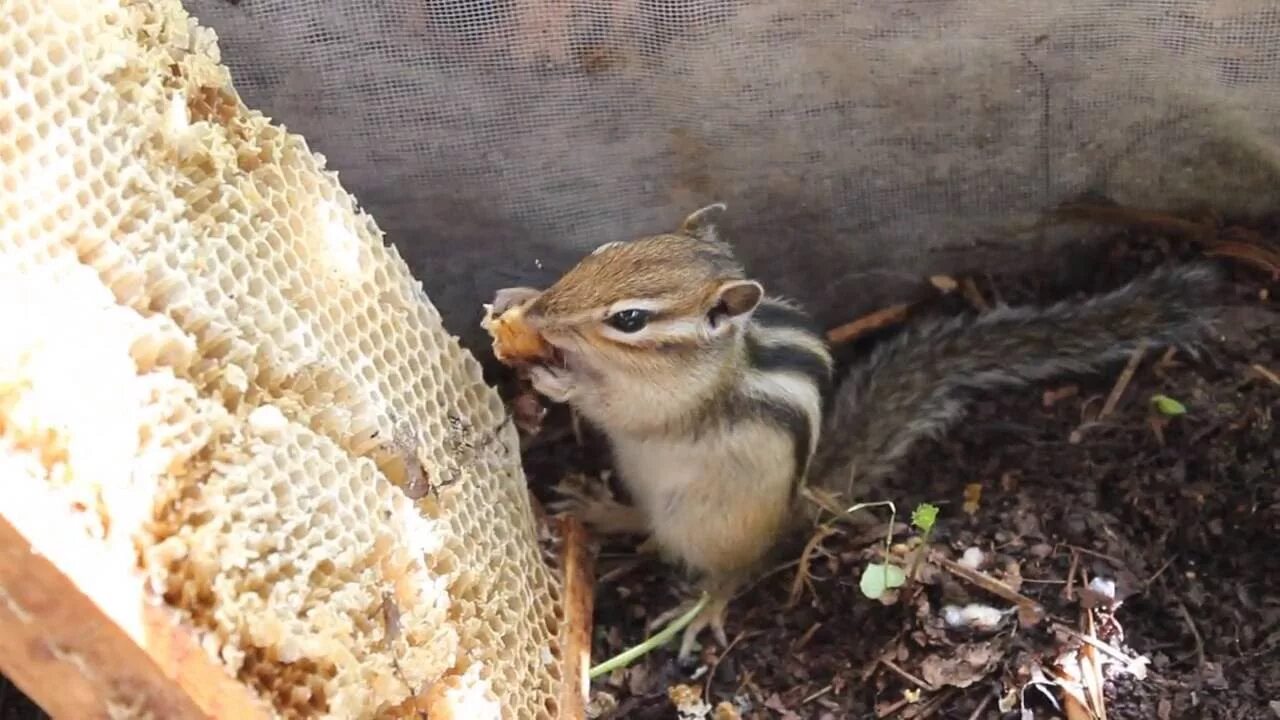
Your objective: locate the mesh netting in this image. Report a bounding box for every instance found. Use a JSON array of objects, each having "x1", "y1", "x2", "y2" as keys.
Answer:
[{"x1": 185, "y1": 0, "x2": 1280, "y2": 349}]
